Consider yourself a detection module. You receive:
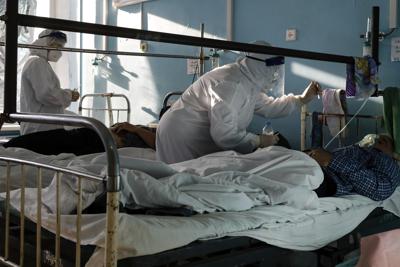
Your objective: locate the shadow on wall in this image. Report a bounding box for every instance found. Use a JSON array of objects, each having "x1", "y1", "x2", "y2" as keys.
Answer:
[
  {"x1": 96, "y1": 55, "x2": 138, "y2": 91},
  {"x1": 141, "y1": 106, "x2": 159, "y2": 119}
]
